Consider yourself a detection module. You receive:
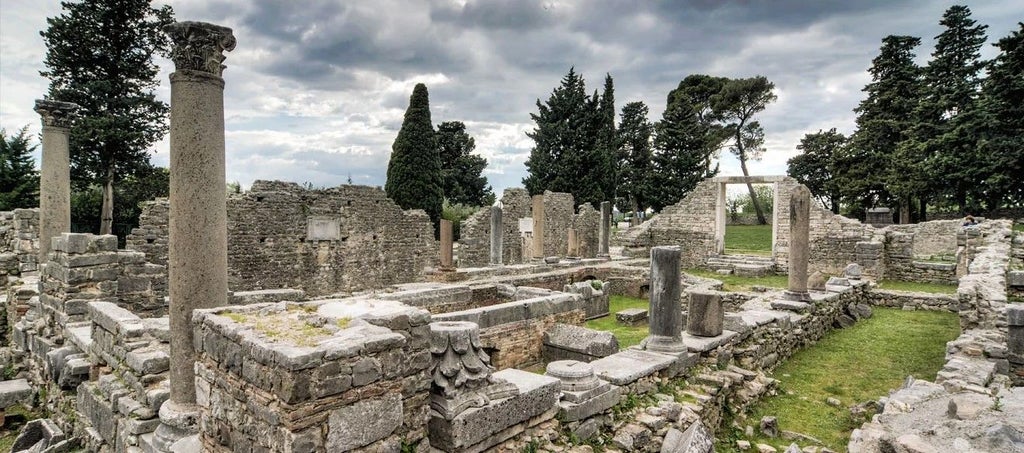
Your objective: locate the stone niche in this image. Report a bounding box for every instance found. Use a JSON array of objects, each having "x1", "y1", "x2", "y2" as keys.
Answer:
[
  {"x1": 127, "y1": 180, "x2": 437, "y2": 296},
  {"x1": 192, "y1": 299, "x2": 433, "y2": 452}
]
